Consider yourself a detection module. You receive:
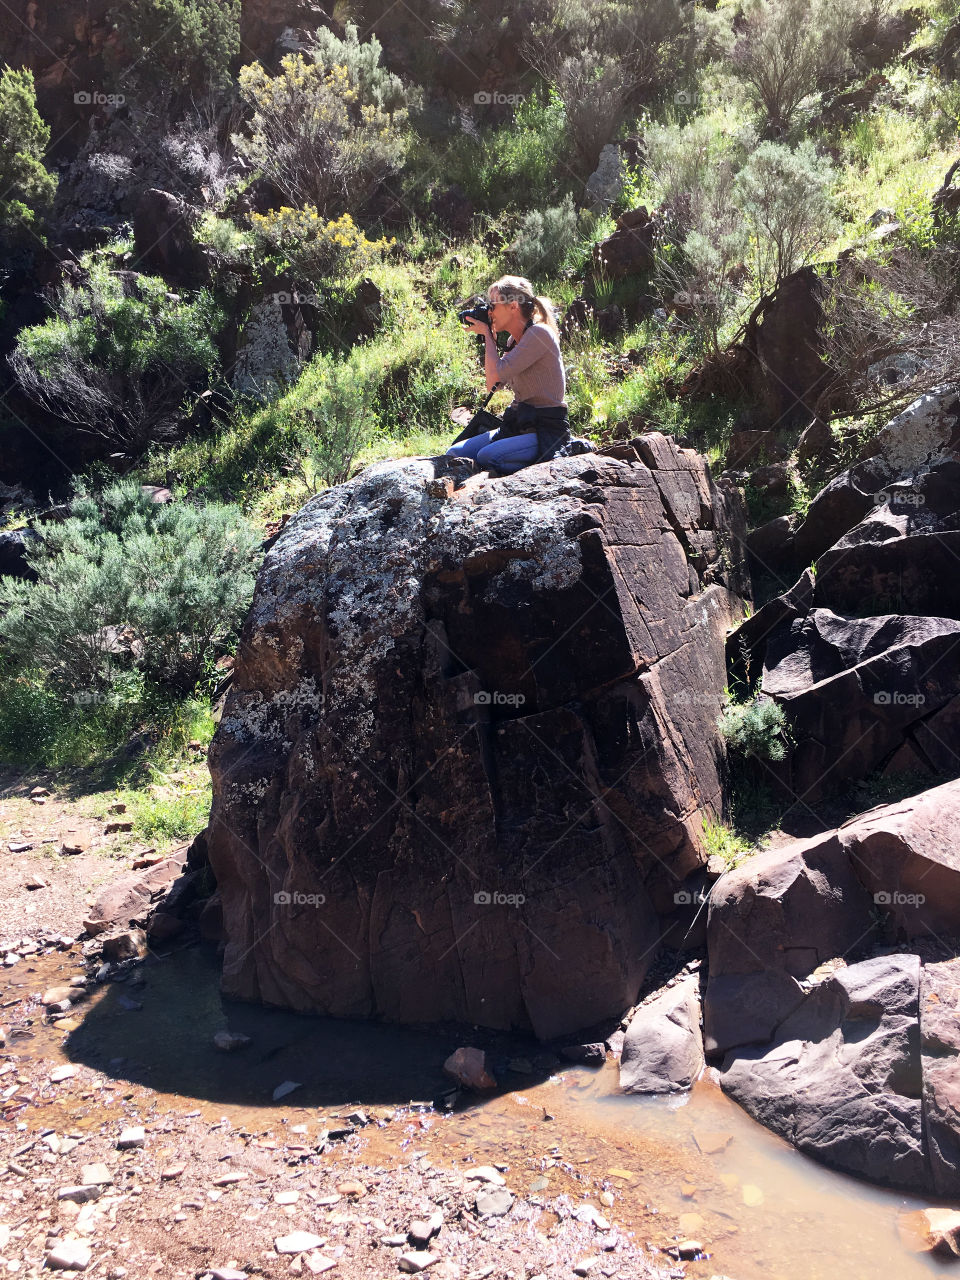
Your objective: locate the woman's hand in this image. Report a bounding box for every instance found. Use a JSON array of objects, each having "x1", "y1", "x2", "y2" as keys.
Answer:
[{"x1": 462, "y1": 315, "x2": 494, "y2": 336}]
